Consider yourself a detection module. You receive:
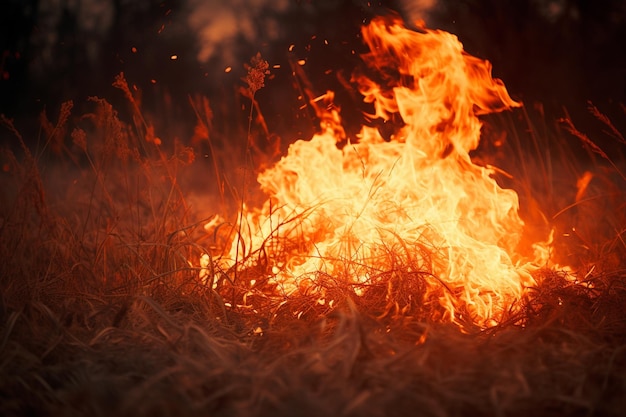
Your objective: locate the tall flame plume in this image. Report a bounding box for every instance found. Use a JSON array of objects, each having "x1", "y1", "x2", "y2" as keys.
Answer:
[{"x1": 209, "y1": 17, "x2": 550, "y2": 328}]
